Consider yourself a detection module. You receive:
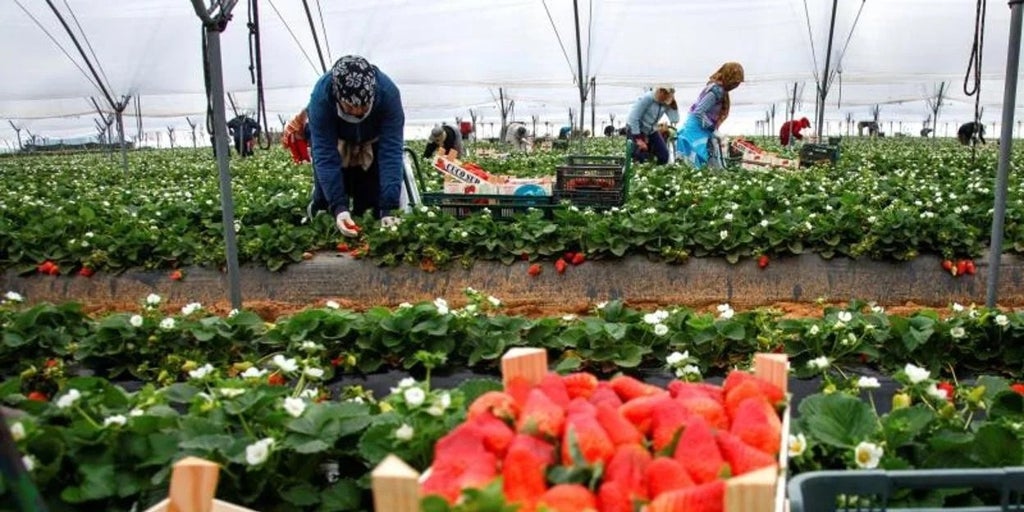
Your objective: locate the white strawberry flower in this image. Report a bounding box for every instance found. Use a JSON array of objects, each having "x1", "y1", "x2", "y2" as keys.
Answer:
[
  {"x1": 854, "y1": 441, "x2": 884, "y2": 469},
  {"x1": 22, "y1": 455, "x2": 37, "y2": 472},
  {"x1": 394, "y1": 424, "x2": 415, "y2": 441},
  {"x1": 181, "y1": 302, "x2": 202, "y2": 316},
  {"x1": 103, "y1": 415, "x2": 127, "y2": 428},
  {"x1": 837, "y1": 311, "x2": 853, "y2": 323},
  {"x1": 129, "y1": 408, "x2": 146, "y2": 417},
  {"x1": 666, "y1": 351, "x2": 687, "y2": 366},
  {"x1": 299, "y1": 388, "x2": 318, "y2": 399},
  {"x1": 159, "y1": 317, "x2": 176, "y2": 330},
  {"x1": 808, "y1": 324, "x2": 820, "y2": 336},
  {"x1": 788, "y1": 433, "x2": 807, "y2": 457},
  {"x1": 4, "y1": 291, "x2": 24, "y2": 303},
  {"x1": 325, "y1": 300, "x2": 340, "y2": 309},
  {"x1": 283, "y1": 397, "x2": 306, "y2": 418},
  {"x1": 488, "y1": 296, "x2": 501, "y2": 307},
  {"x1": 719, "y1": 230, "x2": 728, "y2": 240},
  {"x1": 245, "y1": 438, "x2": 275, "y2": 466},
  {"x1": 856, "y1": 377, "x2": 881, "y2": 389},
  {"x1": 272, "y1": 355, "x2": 298, "y2": 374},
  {"x1": 145, "y1": 293, "x2": 161, "y2": 306},
  {"x1": 434, "y1": 298, "x2": 449, "y2": 315},
  {"x1": 10, "y1": 422, "x2": 25, "y2": 442},
  {"x1": 926, "y1": 383, "x2": 948, "y2": 401},
  {"x1": 300, "y1": 341, "x2": 324, "y2": 352},
  {"x1": 654, "y1": 323, "x2": 669, "y2": 336},
  {"x1": 403, "y1": 387, "x2": 426, "y2": 407},
  {"x1": 904, "y1": 363, "x2": 930, "y2": 384},
  {"x1": 304, "y1": 367, "x2": 325, "y2": 380},
  {"x1": 952, "y1": 303, "x2": 965, "y2": 313},
  {"x1": 996, "y1": 314, "x2": 1010, "y2": 327},
  {"x1": 241, "y1": 367, "x2": 267, "y2": 379},
  {"x1": 188, "y1": 363, "x2": 214, "y2": 380},
  {"x1": 950, "y1": 327, "x2": 966, "y2": 339},
  {"x1": 807, "y1": 356, "x2": 830, "y2": 370},
  {"x1": 56, "y1": 389, "x2": 82, "y2": 409},
  {"x1": 129, "y1": 314, "x2": 144, "y2": 328},
  {"x1": 219, "y1": 388, "x2": 245, "y2": 398}
]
